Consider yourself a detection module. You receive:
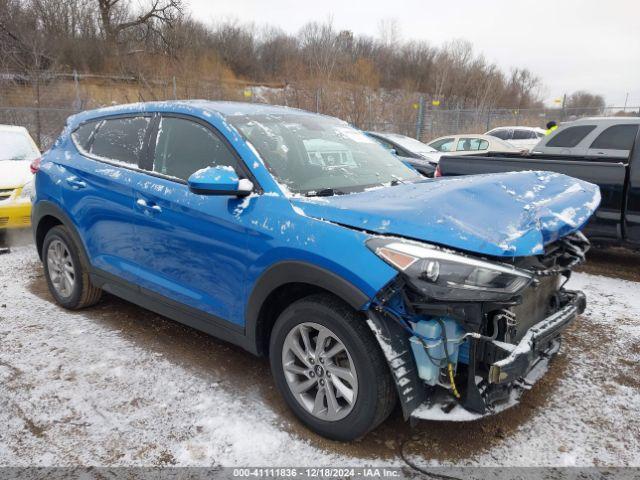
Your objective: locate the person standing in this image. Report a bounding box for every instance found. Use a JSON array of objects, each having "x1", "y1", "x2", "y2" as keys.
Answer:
[{"x1": 545, "y1": 121, "x2": 558, "y2": 135}]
